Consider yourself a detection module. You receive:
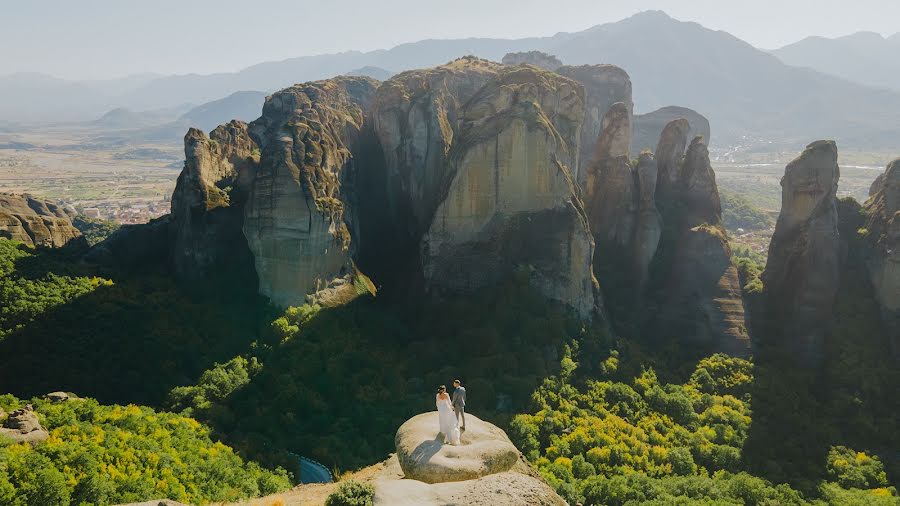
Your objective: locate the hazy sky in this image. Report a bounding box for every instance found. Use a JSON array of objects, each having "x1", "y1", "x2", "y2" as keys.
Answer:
[{"x1": 2, "y1": 0, "x2": 898, "y2": 80}]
